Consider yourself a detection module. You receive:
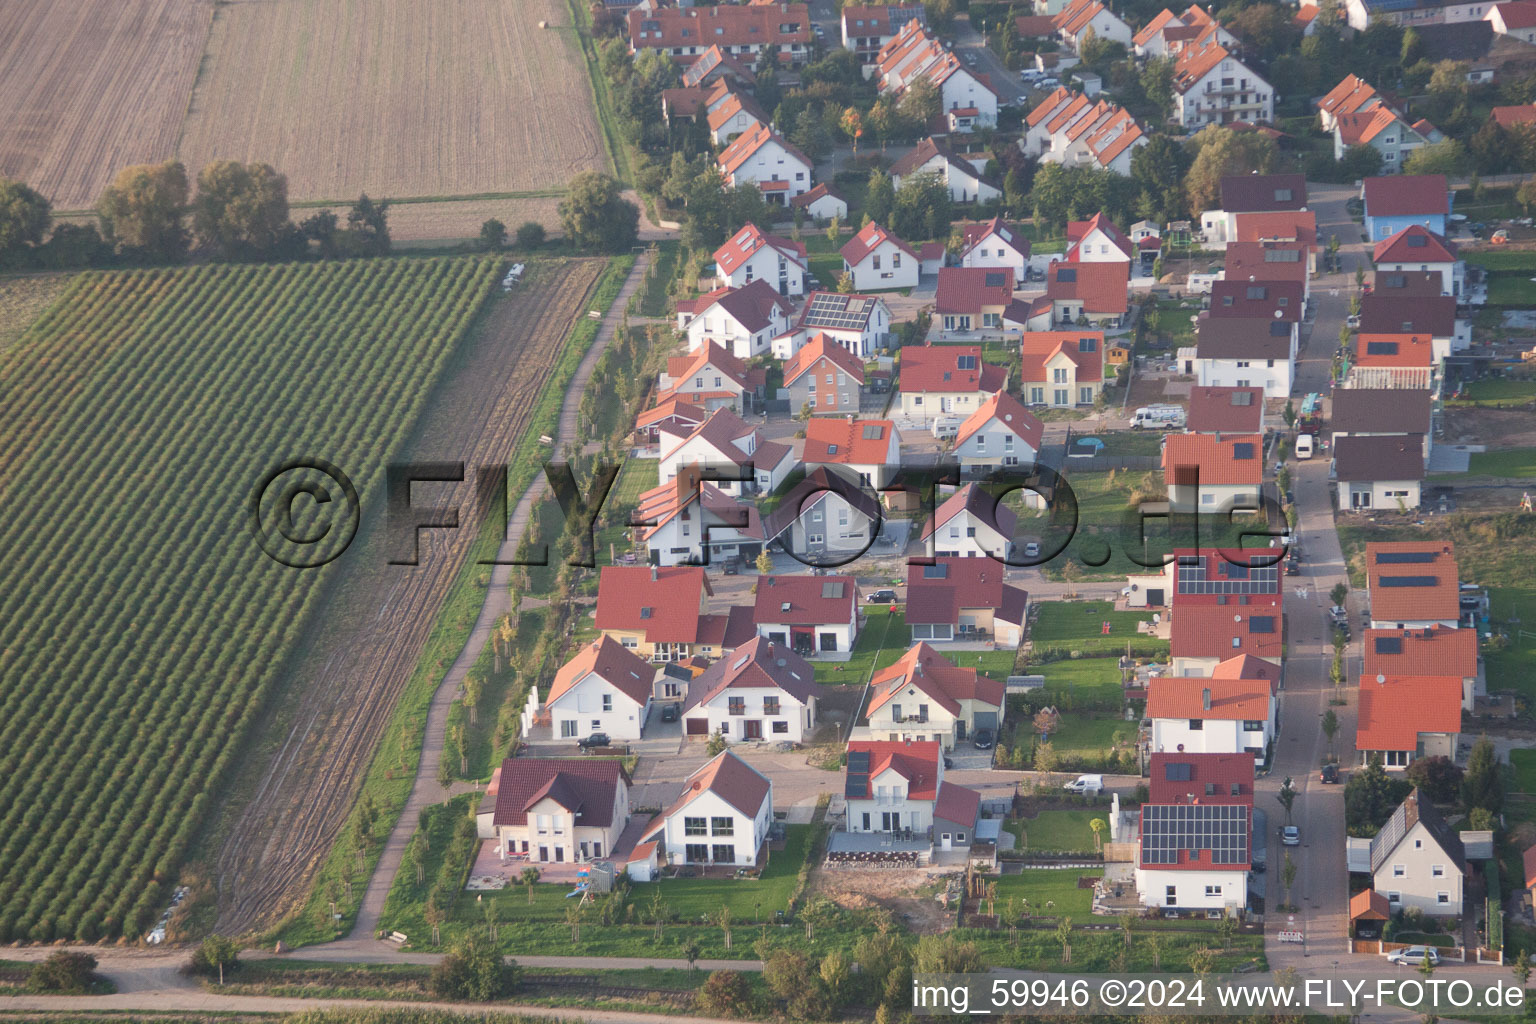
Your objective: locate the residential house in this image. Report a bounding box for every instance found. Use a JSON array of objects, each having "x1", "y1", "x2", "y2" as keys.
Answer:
[
  {"x1": 1318, "y1": 73, "x2": 1383, "y2": 132},
  {"x1": 1231, "y1": 211, "x2": 1320, "y2": 274},
  {"x1": 841, "y1": 221, "x2": 920, "y2": 291},
  {"x1": 546, "y1": 636, "x2": 657, "y2": 742},
  {"x1": 643, "y1": 751, "x2": 773, "y2": 868},
  {"x1": 803, "y1": 417, "x2": 902, "y2": 487},
  {"x1": 1487, "y1": 0, "x2": 1536, "y2": 40},
  {"x1": 935, "y1": 267, "x2": 1014, "y2": 335},
  {"x1": 658, "y1": 407, "x2": 794, "y2": 496},
  {"x1": 1367, "y1": 790, "x2": 1468, "y2": 914},
  {"x1": 1019, "y1": 330, "x2": 1105, "y2": 408},
  {"x1": 1363, "y1": 174, "x2": 1451, "y2": 240},
  {"x1": 905, "y1": 557, "x2": 1029, "y2": 647},
  {"x1": 1330, "y1": 0, "x2": 1501, "y2": 33},
  {"x1": 1170, "y1": 26, "x2": 1275, "y2": 128},
  {"x1": 760, "y1": 466, "x2": 884, "y2": 562},
  {"x1": 658, "y1": 340, "x2": 765, "y2": 413},
  {"x1": 921, "y1": 483, "x2": 1018, "y2": 559},
  {"x1": 681, "y1": 45, "x2": 758, "y2": 90},
  {"x1": 1193, "y1": 317, "x2": 1298, "y2": 397},
  {"x1": 627, "y1": 4, "x2": 812, "y2": 65},
  {"x1": 789, "y1": 183, "x2": 849, "y2": 223},
  {"x1": 842, "y1": 739, "x2": 981, "y2": 851},
  {"x1": 1161, "y1": 432, "x2": 1265, "y2": 513},
  {"x1": 634, "y1": 467, "x2": 765, "y2": 567},
  {"x1": 1364, "y1": 541, "x2": 1462, "y2": 629},
  {"x1": 634, "y1": 398, "x2": 708, "y2": 449},
  {"x1": 952, "y1": 390, "x2": 1044, "y2": 476},
  {"x1": 1330, "y1": 389, "x2": 1433, "y2": 461},
  {"x1": 1017, "y1": 261, "x2": 1129, "y2": 329},
  {"x1": 889, "y1": 137, "x2": 1002, "y2": 204},
  {"x1": 1357, "y1": 675, "x2": 1464, "y2": 769},
  {"x1": 1372, "y1": 225, "x2": 1463, "y2": 298},
  {"x1": 1223, "y1": 242, "x2": 1311, "y2": 301},
  {"x1": 1148, "y1": 751, "x2": 1256, "y2": 805},
  {"x1": 958, "y1": 217, "x2": 1032, "y2": 284},
  {"x1": 1021, "y1": 88, "x2": 1146, "y2": 174},
  {"x1": 898, "y1": 344, "x2": 1008, "y2": 421},
  {"x1": 484, "y1": 758, "x2": 630, "y2": 864},
  {"x1": 1373, "y1": 269, "x2": 1446, "y2": 298},
  {"x1": 875, "y1": 22, "x2": 1000, "y2": 131},
  {"x1": 1053, "y1": 0, "x2": 1134, "y2": 50},
  {"x1": 682, "y1": 281, "x2": 794, "y2": 359},
  {"x1": 1333, "y1": 435, "x2": 1426, "y2": 512},
  {"x1": 595, "y1": 565, "x2": 754, "y2": 662},
  {"x1": 1186, "y1": 386, "x2": 1265, "y2": 434},
  {"x1": 1364, "y1": 625, "x2": 1481, "y2": 712},
  {"x1": 1133, "y1": 5, "x2": 1235, "y2": 57},
  {"x1": 713, "y1": 224, "x2": 808, "y2": 297},
  {"x1": 1065, "y1": 213, "x2": 1134, "y2": 266},
  {"x1": 1492, "y1": 103, "x2": 1536, "y2": 127},
  {"x1": 1333, "y1": 106, "x2": 1438, "y2": 170},
  {"x1": 842, "y1": 5, "x2": 929, "y2": 62},
  {"x1": 1360, "y1": 292, "x2": 1463, "y2": 363},
  {"x1": 754, "y1": 574, "x2": 861, "y2": 655},
  {"x1": 1169, "y1": 603, "x2": 1282, "y2": 676},
  {"x1": 1146, "y1": 675, "x2": 1277, "y2": 763},
  {"x1": 717, "y1": 123, "x2": 815, "y2": 204},
  {"x1": 1199, "y1": 172, "x2": 1307, "y2": 248},
  {"x1": 1135, "y1": 801, "x2": 1252, "y2": 911},
  {"x1": 1123, "y1": 546, "x2": 1284, "y2": 611},
  {"x1": 783, "y1": 333, "x2": 867, "y2": 416},
  {"x1": 707, "y1": 89, "x2": 773, "y2": 145},
  {"x1": 863, "y1": 643, "x2": 1006, "y2": 746},
  {"x1": 1208, "y1": 279, "x2": 1304, "y2": 335},
  {"x1": 776, "y1": 292, "x2": 893, "y2": 360},
  {"x1": 683, "y1": 637, "x2": 822, "y2": 742}
]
